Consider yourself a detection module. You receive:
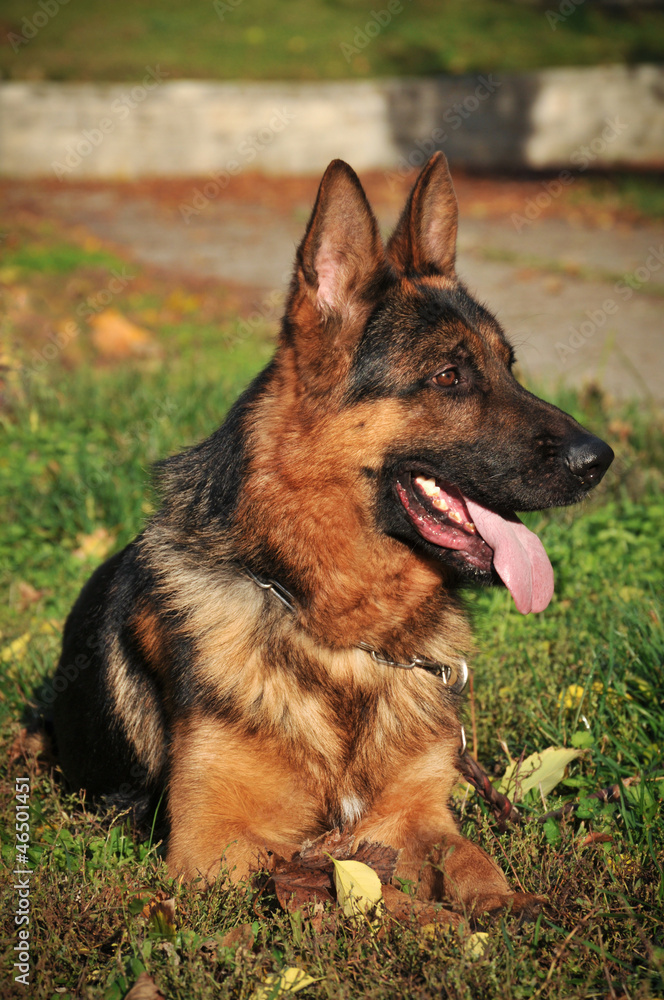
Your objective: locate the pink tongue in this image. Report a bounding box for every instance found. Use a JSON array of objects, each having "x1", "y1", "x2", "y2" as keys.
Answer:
[{"x1": 465, "y1": 499, "x2": 554, "y2": 614}]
